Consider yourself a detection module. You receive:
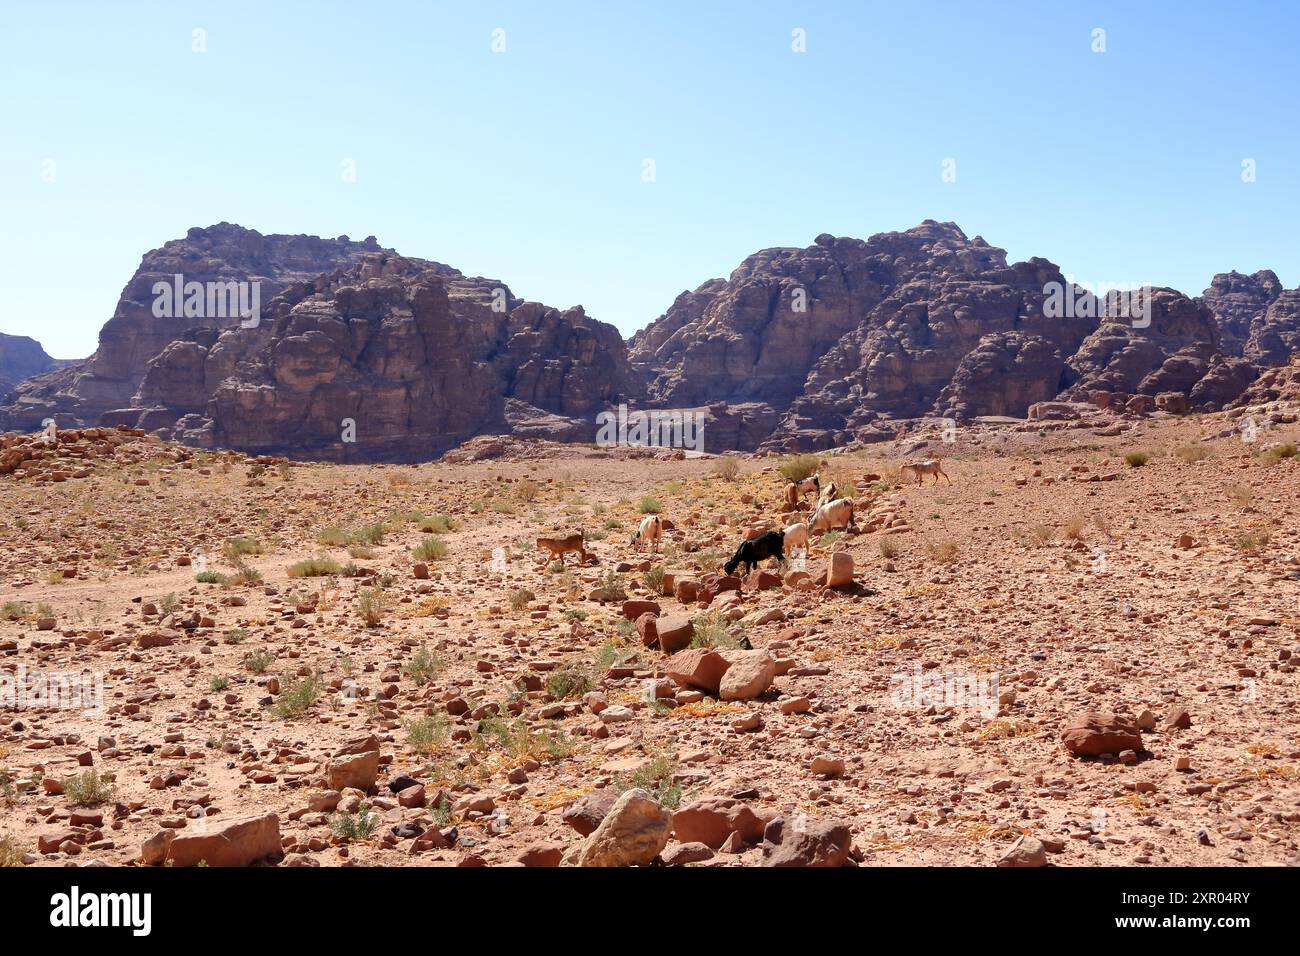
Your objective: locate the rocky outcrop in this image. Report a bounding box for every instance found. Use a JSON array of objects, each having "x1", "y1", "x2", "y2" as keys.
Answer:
[
  {"x1": 141, "y1": 252, "x2": 638, "y2": 461},
  {"x1": 1201, "y1": 270, "x2": 1283, "y2": 357},
  {"x1": 7, "y1": 220, "x2": 1300, "y2": 457},
  {"x1": 0, "y1": 334, "x2": 63, "y2": 397},
  {"x1": 0, "y1": 224, "x2": 387, "y2": 430}
]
